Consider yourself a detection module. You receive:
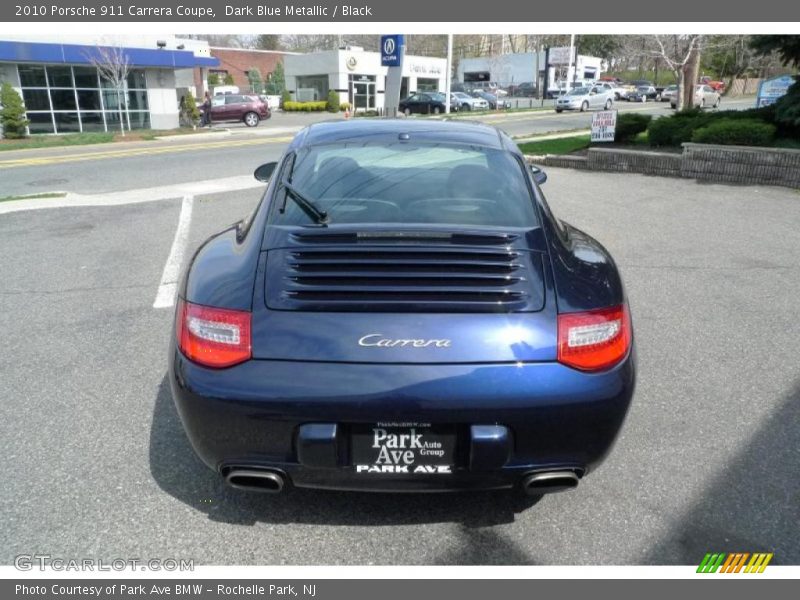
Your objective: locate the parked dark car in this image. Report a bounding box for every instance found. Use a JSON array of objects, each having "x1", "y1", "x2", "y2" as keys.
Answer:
[
  {"x1": 398, "y1": 92, "x2": 456, "y2": 115},
  {"x1": 201, "y1": 94, "x2": 271, "y2": 127},
  {"x1": 627, "y1": 85, "x2": 661, "y2": 102},
  {"x1": 507, "y1": 81, "x2": 537, "y2": 97},
  {"x1": 169, "y1": 119, "x2": 636, "y2": 497}
]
